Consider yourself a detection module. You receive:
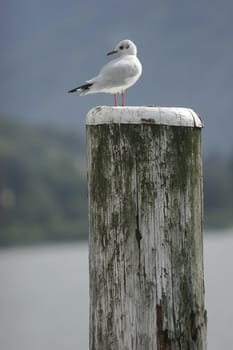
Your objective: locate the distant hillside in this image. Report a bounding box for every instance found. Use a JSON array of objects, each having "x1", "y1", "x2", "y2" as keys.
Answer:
[
  {"x1": 0, "y1": 118, "x2": 232, "y2": 245},
  {"x1": 203, "y1": 154, "x2": 233, "y2": 229},
  {"x1": 0, "y1": 117, "x2": 87, "y2": 245}
]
